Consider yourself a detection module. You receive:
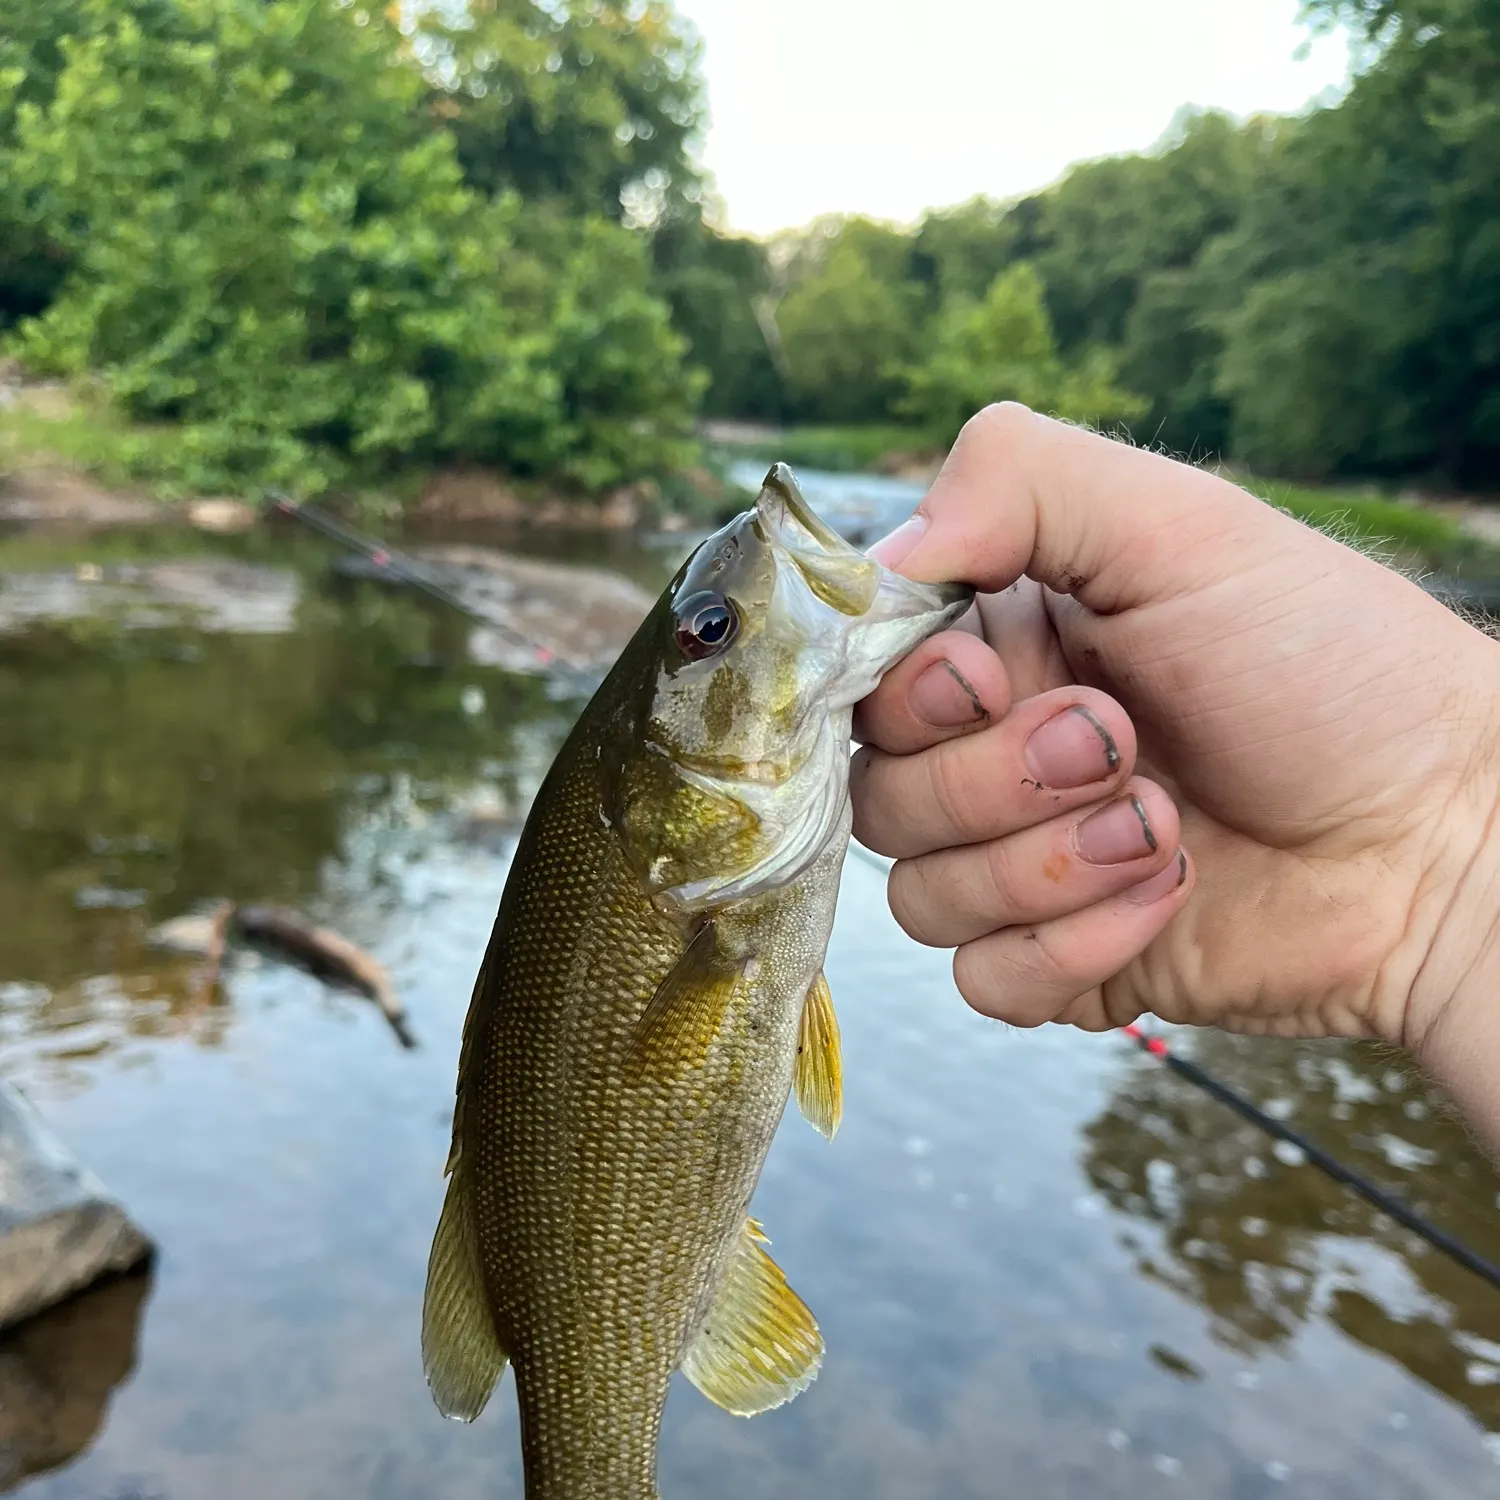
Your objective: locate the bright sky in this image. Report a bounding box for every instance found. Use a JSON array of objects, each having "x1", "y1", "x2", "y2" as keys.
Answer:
[{"x1": 680, "y1": 0, "x2": 1353, "y2": 235}]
